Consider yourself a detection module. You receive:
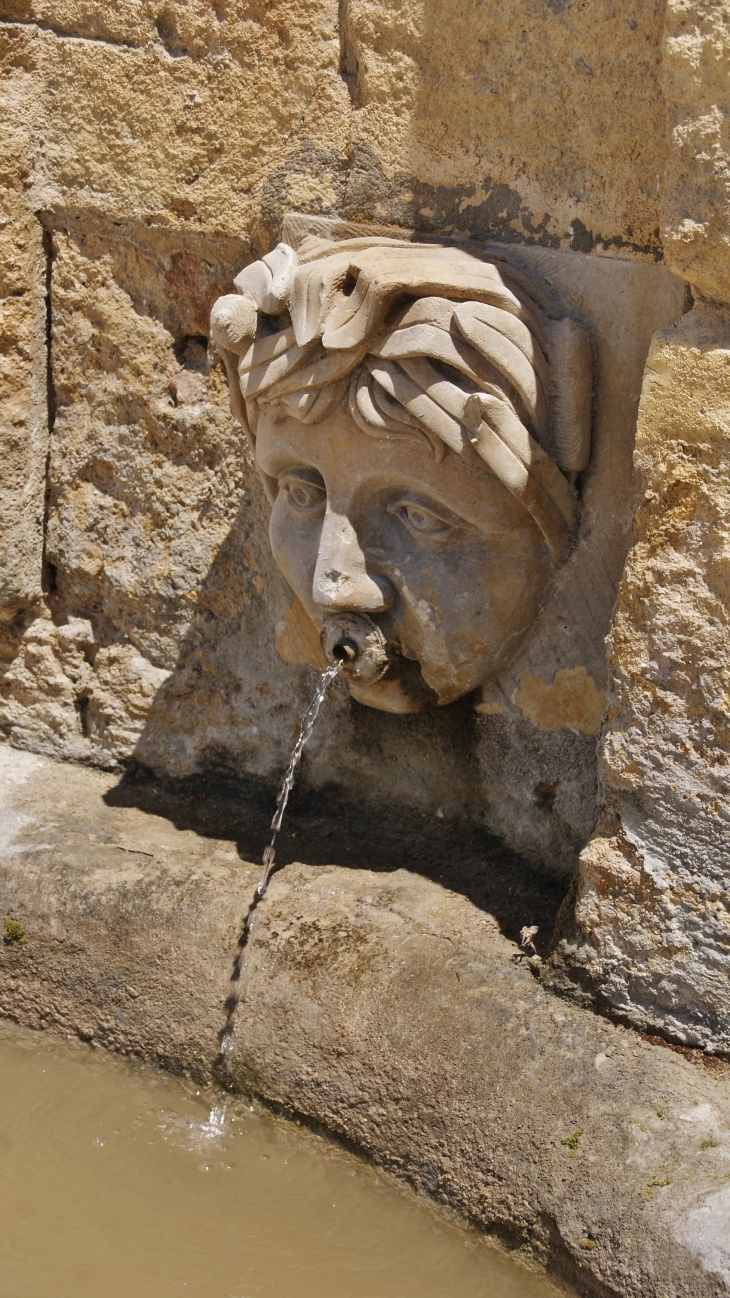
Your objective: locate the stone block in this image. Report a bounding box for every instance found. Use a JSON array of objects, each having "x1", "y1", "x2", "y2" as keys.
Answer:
[
  {"x1": 335, "y1": 0, "x2": 667, "y2": 255},
  {"x1": 0, "y1": 214, "x2": 314, "y2": 775},
  {"x1": 662, "y1": 0, "x2": 730, "y2": 300},
  {"x1": 546, "y1": 303, "x2": 730, "y2": 1051}
]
